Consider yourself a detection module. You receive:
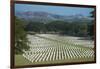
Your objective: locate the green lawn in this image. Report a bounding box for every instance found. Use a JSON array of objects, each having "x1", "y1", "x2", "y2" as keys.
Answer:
[
  {"x1": 15, "y1": 55, "x2": 94, "y2": 66},
  {"x1": 15, "y1": 55, "x2": 32, "y2": 66}
]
